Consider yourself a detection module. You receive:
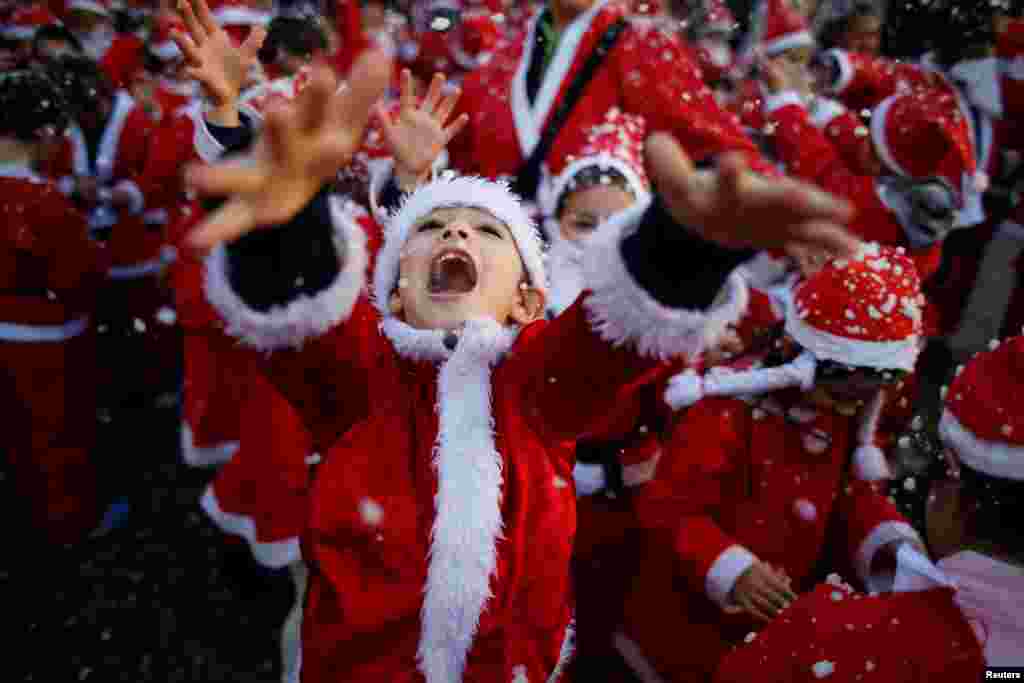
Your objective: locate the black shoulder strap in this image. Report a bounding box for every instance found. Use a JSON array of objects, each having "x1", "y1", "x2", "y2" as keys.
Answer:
[{"x1": 511, "y1": 17, "x2": 629, "y2": 202}]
